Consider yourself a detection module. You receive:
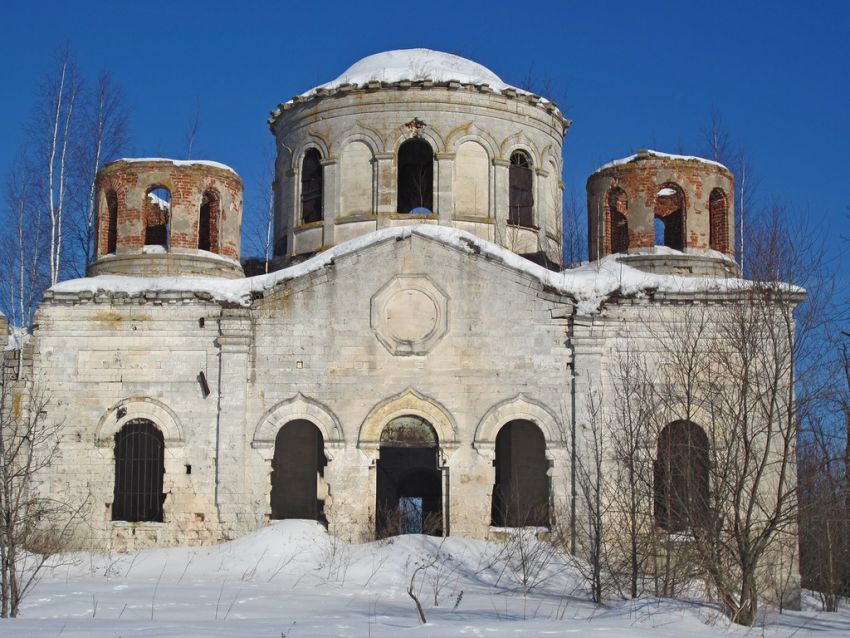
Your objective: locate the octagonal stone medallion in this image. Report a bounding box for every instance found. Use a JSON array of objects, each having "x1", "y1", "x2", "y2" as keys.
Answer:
[{"x1": 371, "y1": 275, "x2": 449, "y2": 356}]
